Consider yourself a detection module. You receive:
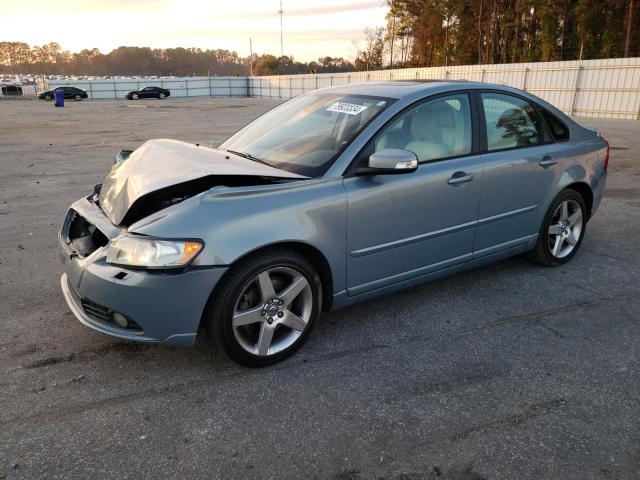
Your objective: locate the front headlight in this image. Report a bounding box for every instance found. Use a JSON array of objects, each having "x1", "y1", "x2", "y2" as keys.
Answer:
[{"x1": 106, "y1": 236, "x2": 203, "y2": 269}]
